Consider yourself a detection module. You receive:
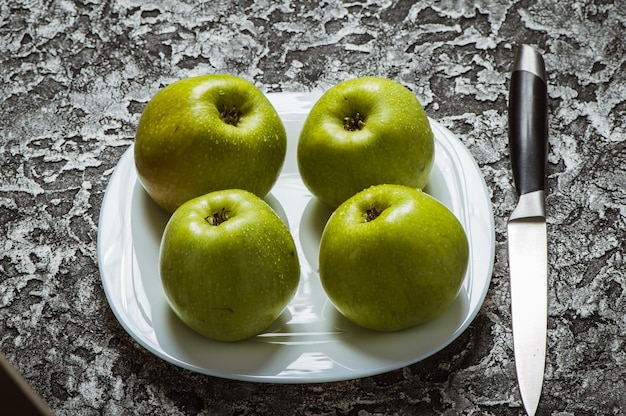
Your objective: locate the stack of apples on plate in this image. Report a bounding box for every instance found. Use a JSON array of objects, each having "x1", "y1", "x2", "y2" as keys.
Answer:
[{"x1": 134, "y1": 74, "x2": 469, "y2": 342}]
